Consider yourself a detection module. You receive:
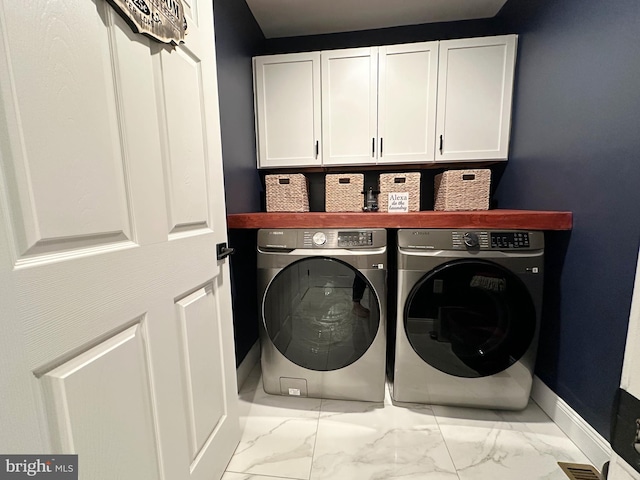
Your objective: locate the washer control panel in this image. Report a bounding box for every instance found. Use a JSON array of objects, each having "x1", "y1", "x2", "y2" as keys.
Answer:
[
  {"x1": 259, "y1": 229, "x2": 387, "y2": 250},
  {"x1": 337, "y1": 230, "x2": 374, "y2": 247},
  {"x1": 289, "y1": 229, "x2": 385, "y2": 249}
]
